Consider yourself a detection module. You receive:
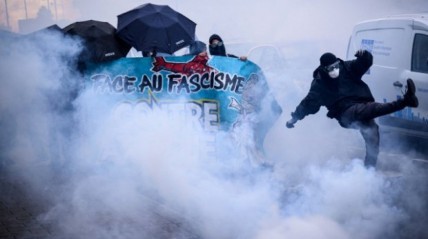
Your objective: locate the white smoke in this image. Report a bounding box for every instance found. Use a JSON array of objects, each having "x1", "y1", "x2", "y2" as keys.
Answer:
[
  {"x1": 1, "y1": 1, "x2": 428, "y2": 238},
  {"x1": 1, "y1": 31, "x2": 427, "y2": 239}
]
